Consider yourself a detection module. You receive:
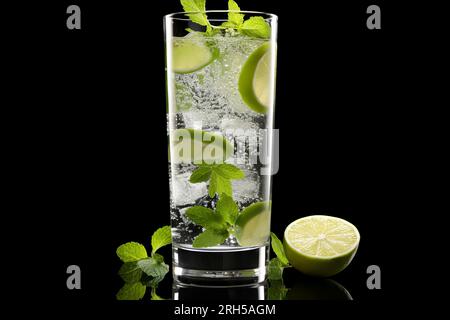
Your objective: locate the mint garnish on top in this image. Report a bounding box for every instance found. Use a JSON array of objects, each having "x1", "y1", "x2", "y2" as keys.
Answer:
[{"x1": 180, "y1": 0, "x2": 271, "y2": 38}]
